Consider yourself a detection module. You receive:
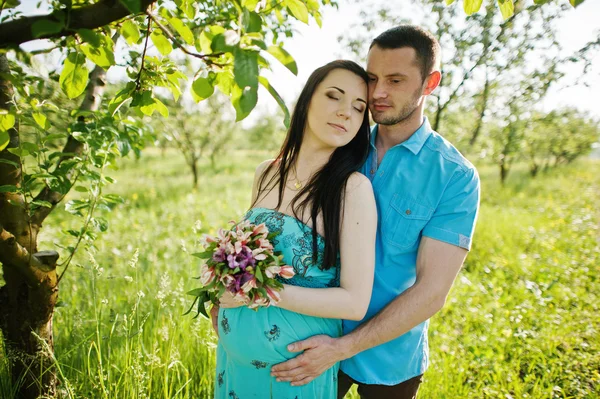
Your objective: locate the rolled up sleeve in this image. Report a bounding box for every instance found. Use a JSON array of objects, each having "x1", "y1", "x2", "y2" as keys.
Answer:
[{"x1": 422, "y1": 166, "x2": 480, "y2": 250}]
